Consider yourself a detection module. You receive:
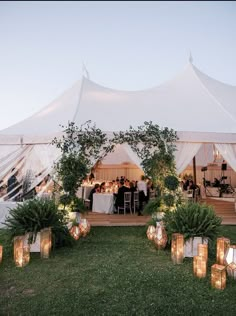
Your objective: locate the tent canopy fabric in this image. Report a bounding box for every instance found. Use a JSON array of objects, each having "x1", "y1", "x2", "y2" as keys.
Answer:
[
  {"x1": 1, "y1": 62, "x2": 236, "y2": 142},
  {"x1": 0, "y1": 61, "x2": 236, "y2": 186}
]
